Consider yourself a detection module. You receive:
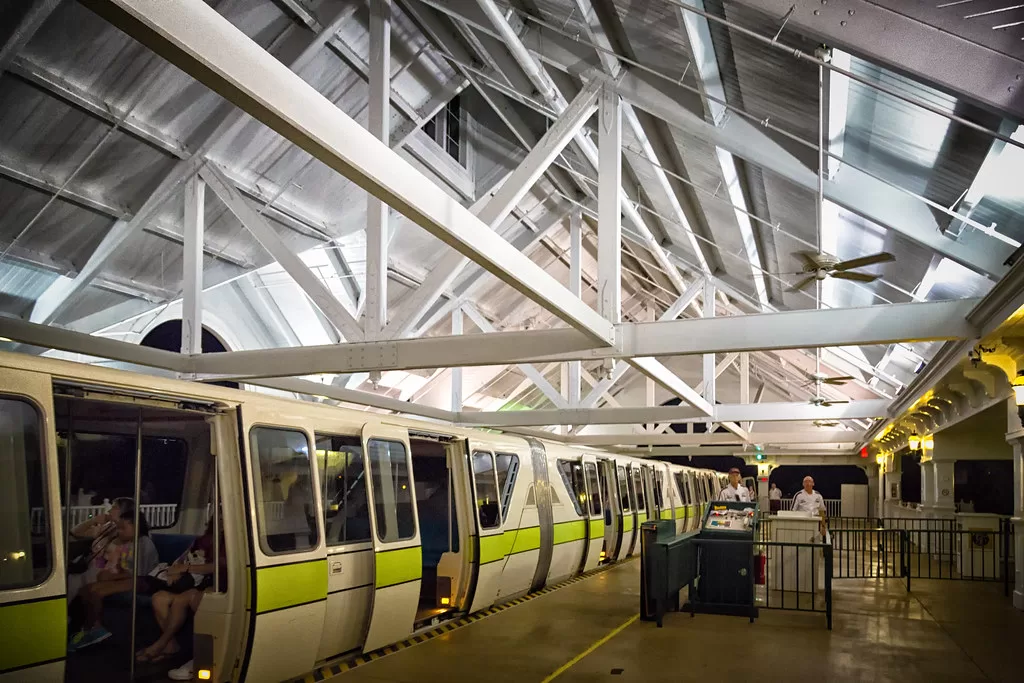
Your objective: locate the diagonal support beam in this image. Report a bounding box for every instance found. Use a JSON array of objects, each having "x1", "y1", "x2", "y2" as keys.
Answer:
[
  {"x1": 629, "y1": 357, "x2": 712, "y2": 415},
  {"x1": 462, "y1": 302, "x2": 568, "y2": 409},
  {"x1": 200, "y1": 164, "x2": 365, "y2": 342},
  {"x1": 0, "y1": 0, "x2": 61, "y2": 72},
  {"x1": 84, "y1": 0, "x2": 614, "y2": 345},
  {"x1": 180, "y1": 175, "x2": 205, "y2": 355},
  {"x1": 383, "y1": 81, "x2": 601, "y2": 339},
  {"x1": 580, "y1": 277, "x2": 704, "y2": 408}
]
